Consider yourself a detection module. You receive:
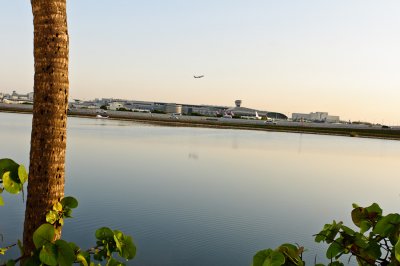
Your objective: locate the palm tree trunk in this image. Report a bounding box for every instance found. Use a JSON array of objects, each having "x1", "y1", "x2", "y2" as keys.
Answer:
[{"x1": 23, "y1": 0, "x2": 69, "y2": 255}]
